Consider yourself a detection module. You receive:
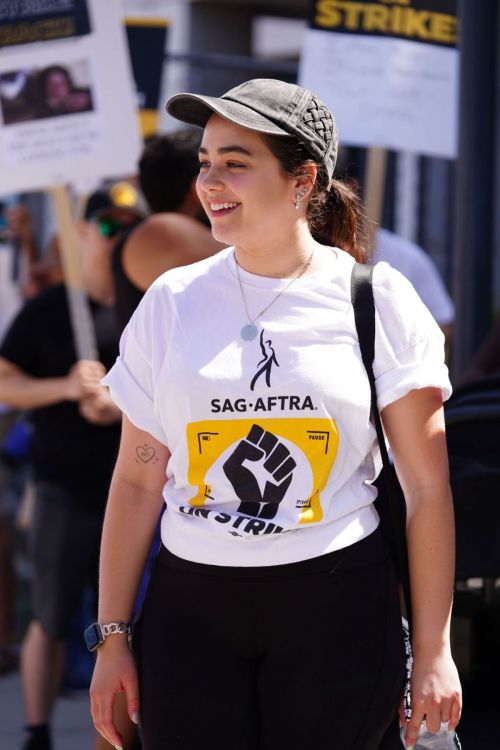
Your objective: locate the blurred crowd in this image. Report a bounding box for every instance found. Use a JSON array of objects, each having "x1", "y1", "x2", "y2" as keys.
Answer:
[{"x1": 0, "y1": 133, "x2": 498, "y2": 750}]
